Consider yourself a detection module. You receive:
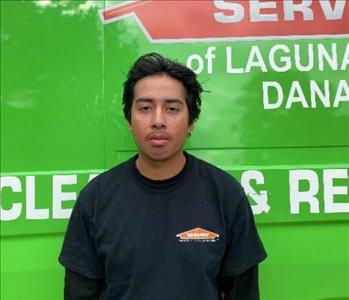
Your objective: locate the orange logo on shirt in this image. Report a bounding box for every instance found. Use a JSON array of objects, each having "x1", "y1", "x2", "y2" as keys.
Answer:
[{"x1": 176, "y1": 227, "x2": 219, "y2": 242}]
